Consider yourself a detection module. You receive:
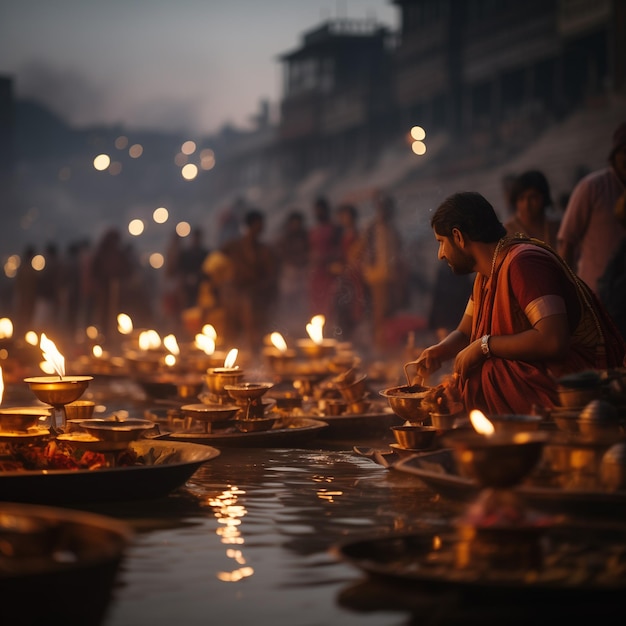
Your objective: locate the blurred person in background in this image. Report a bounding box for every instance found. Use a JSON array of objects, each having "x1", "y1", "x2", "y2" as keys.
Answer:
[
  {"x1": 557, "y1": 122, "x2": 626, "y2": 294},
  {"x1": 504, "y1": 169, "x2": 560, "y2": 249}
]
